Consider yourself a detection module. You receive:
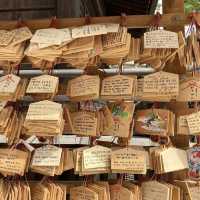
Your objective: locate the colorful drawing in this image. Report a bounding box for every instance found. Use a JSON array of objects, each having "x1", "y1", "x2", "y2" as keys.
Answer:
[
  {"x1": 137, "y1": 112, "x2": 166, "y2": 132},
  {"x1": 187, "y1": 146, "x2": 200, "y2": 180}
]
